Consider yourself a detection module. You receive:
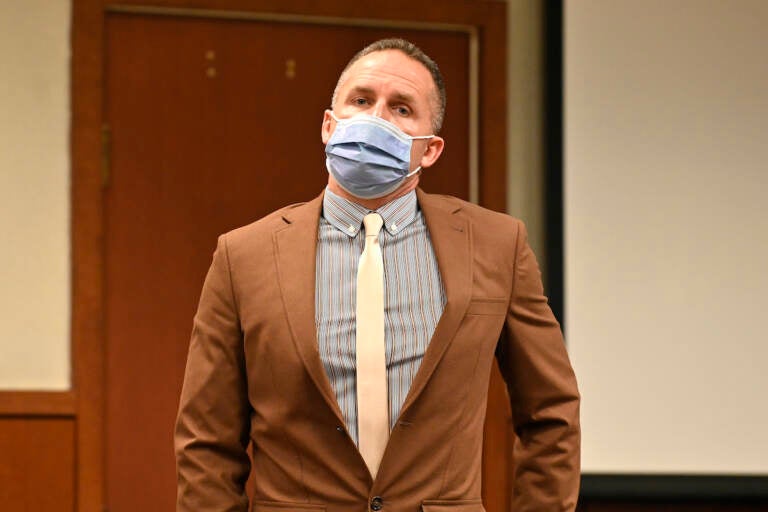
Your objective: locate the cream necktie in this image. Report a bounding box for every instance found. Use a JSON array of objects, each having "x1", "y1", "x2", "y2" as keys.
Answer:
[{"x1": 356, "y1": 213, "x2": 388, "y2": 479}]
